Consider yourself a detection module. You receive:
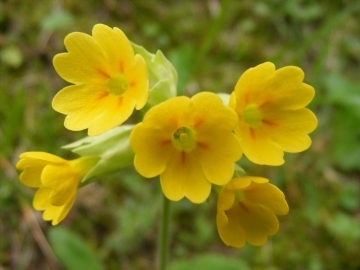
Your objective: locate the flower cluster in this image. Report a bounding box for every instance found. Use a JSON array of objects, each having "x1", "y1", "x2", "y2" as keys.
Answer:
[{"x1": 16, "y1": 24, "x2": 317, "y2": 248}]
